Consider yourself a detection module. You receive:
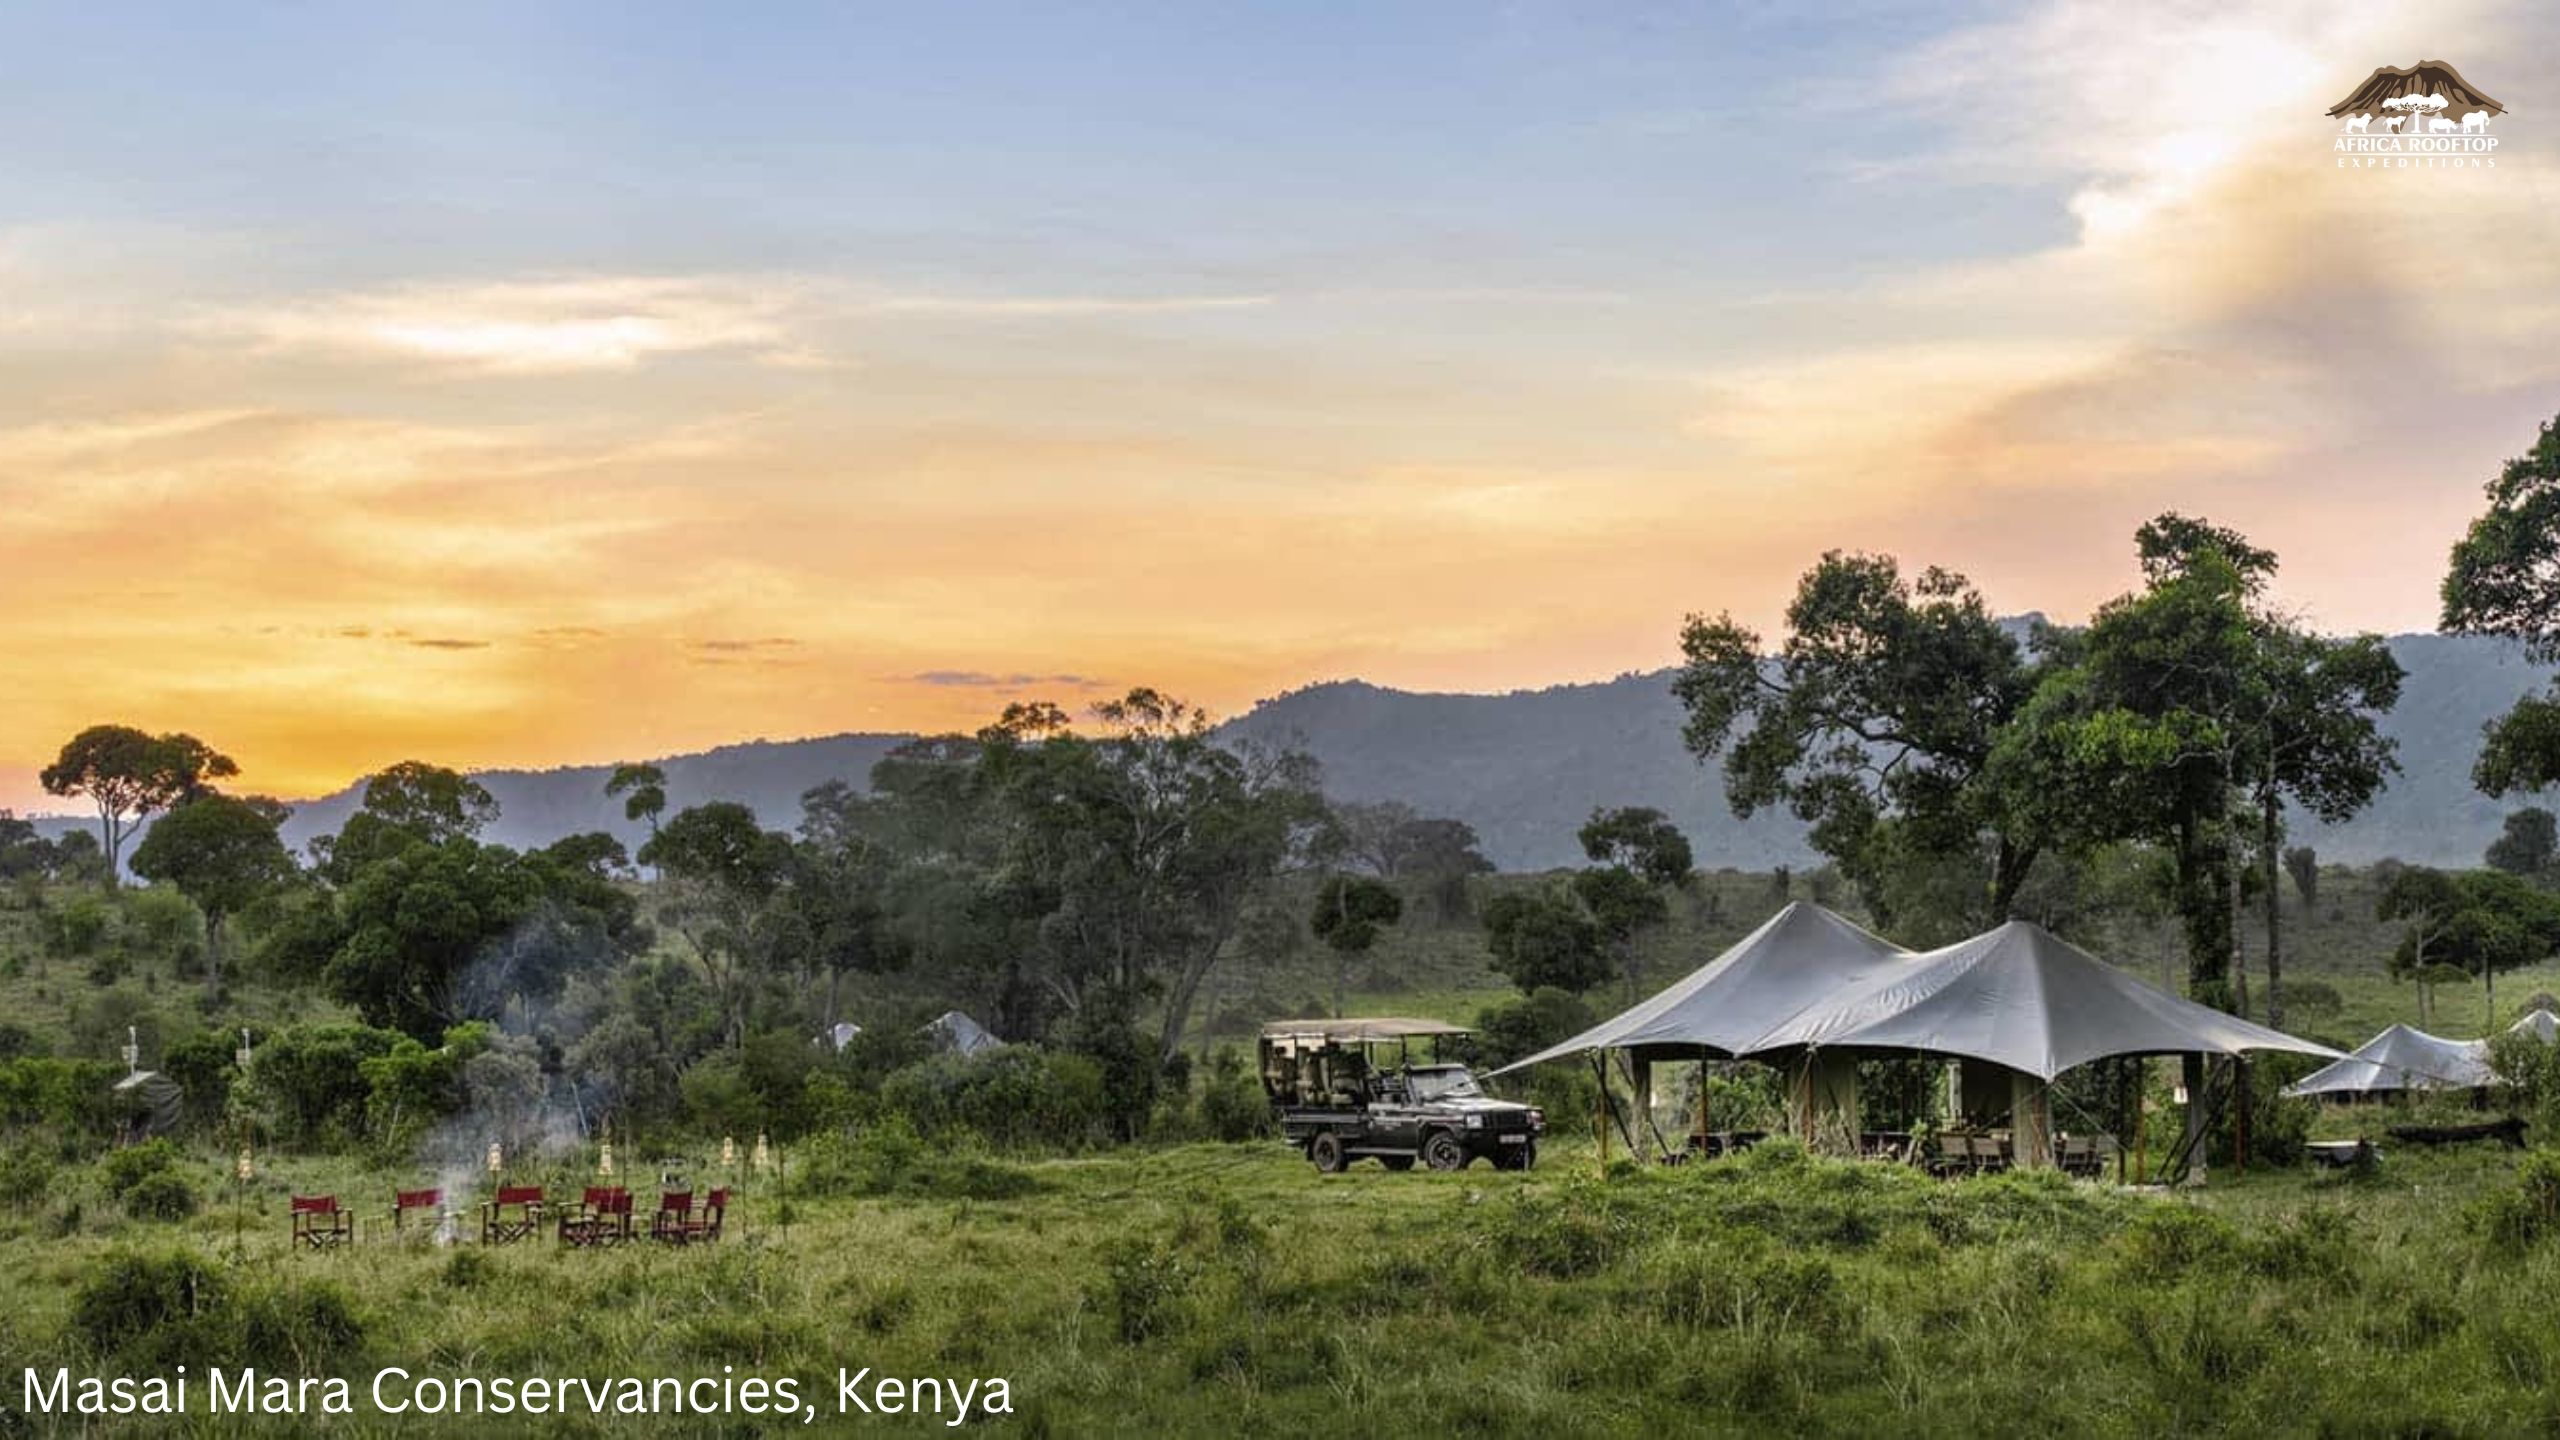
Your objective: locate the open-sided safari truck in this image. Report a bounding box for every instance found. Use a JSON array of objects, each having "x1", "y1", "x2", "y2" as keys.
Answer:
[{"x1": 1259, "y1": 1017, "x2": 1544, "y2": 1172}]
